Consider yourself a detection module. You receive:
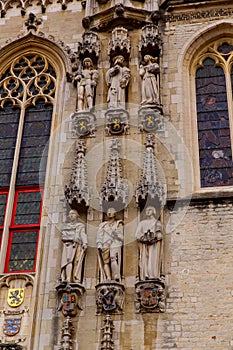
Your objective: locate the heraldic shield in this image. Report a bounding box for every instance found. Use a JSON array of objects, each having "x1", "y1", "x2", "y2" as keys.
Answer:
[
  {"x1": 3, "y1": 316, "x2": 21, "y2": 336},
  {"x1": 7, "y1": 288, "x2": 24, "y2": 307}
]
